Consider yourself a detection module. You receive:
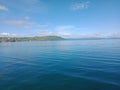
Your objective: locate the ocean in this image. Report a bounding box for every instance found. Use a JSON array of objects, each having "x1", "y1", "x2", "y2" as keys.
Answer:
[{"x1": 0, "y1": 39, "x2": 120, "y2": 90}]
